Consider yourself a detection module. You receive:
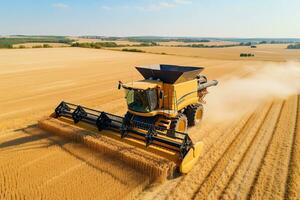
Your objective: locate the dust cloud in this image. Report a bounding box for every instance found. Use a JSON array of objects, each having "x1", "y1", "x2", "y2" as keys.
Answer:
[{"x1": 204, "y1": 62, "x2": 300, "y2": 122}]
